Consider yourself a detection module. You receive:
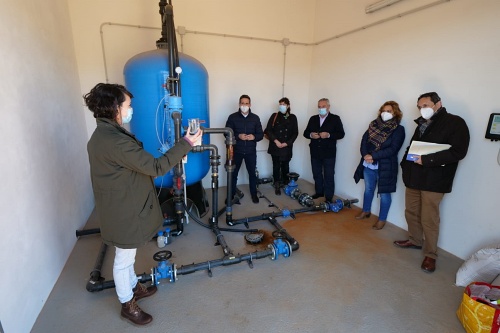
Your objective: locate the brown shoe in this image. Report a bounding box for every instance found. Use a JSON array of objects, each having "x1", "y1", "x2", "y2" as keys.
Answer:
[
  {"x1": 355, "y1": 211, "x2": 371, "y2": 219},
  {"x1": 372, "y1": 220, "x2": 386, "y2": 230},
  {"x1": 421, "y1": 256, "x2": 436, "y2": 273},
  {"x1": 393, "y1": 240, "x2": 422, "y2": 249},
  {"x1": 133, "y1": 282, "x2": 157, "y2": 301},
  {"x1": 121, "y1": 297, "x2": 152, "y2": 326}
]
